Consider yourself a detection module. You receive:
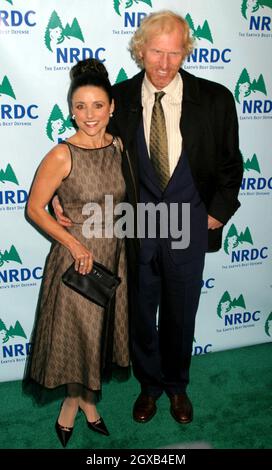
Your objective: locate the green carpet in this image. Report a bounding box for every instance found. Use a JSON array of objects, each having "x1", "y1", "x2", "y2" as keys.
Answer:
[{"x1": 0, "y1": 342, "x2": 271, "y2": 449}]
